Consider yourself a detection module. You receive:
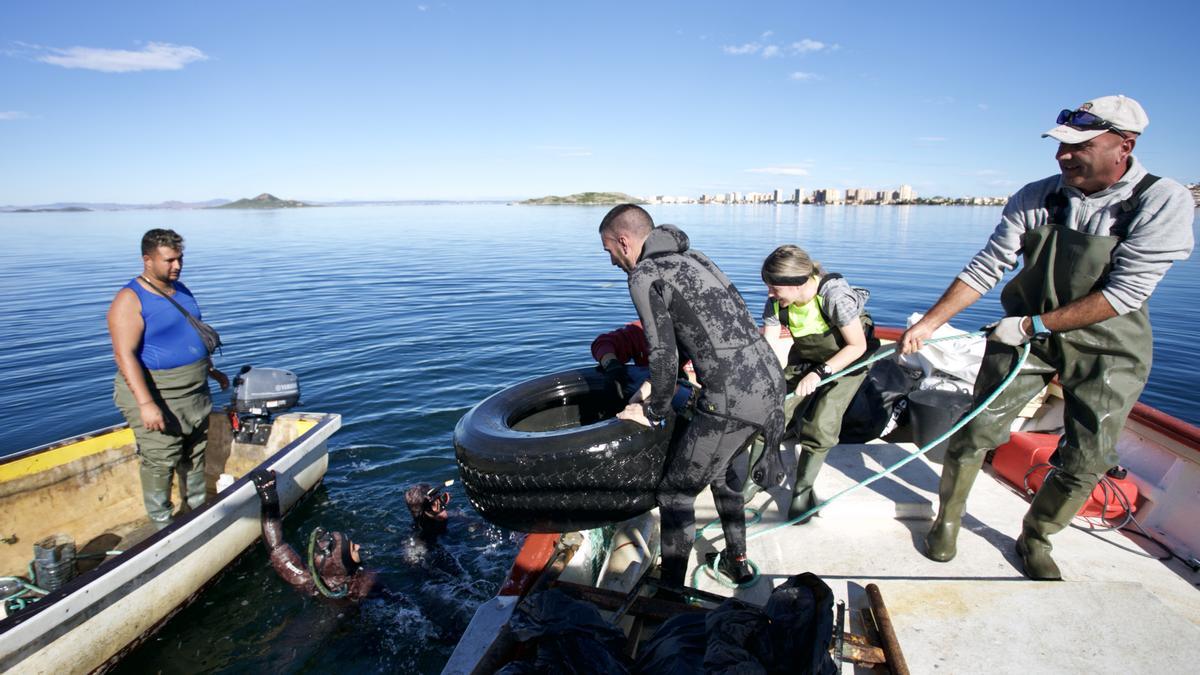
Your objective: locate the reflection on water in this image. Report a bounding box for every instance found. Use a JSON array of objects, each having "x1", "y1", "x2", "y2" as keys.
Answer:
[{"x1": 0, "y1": 204, "x2": 1195, "y2": 670}]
